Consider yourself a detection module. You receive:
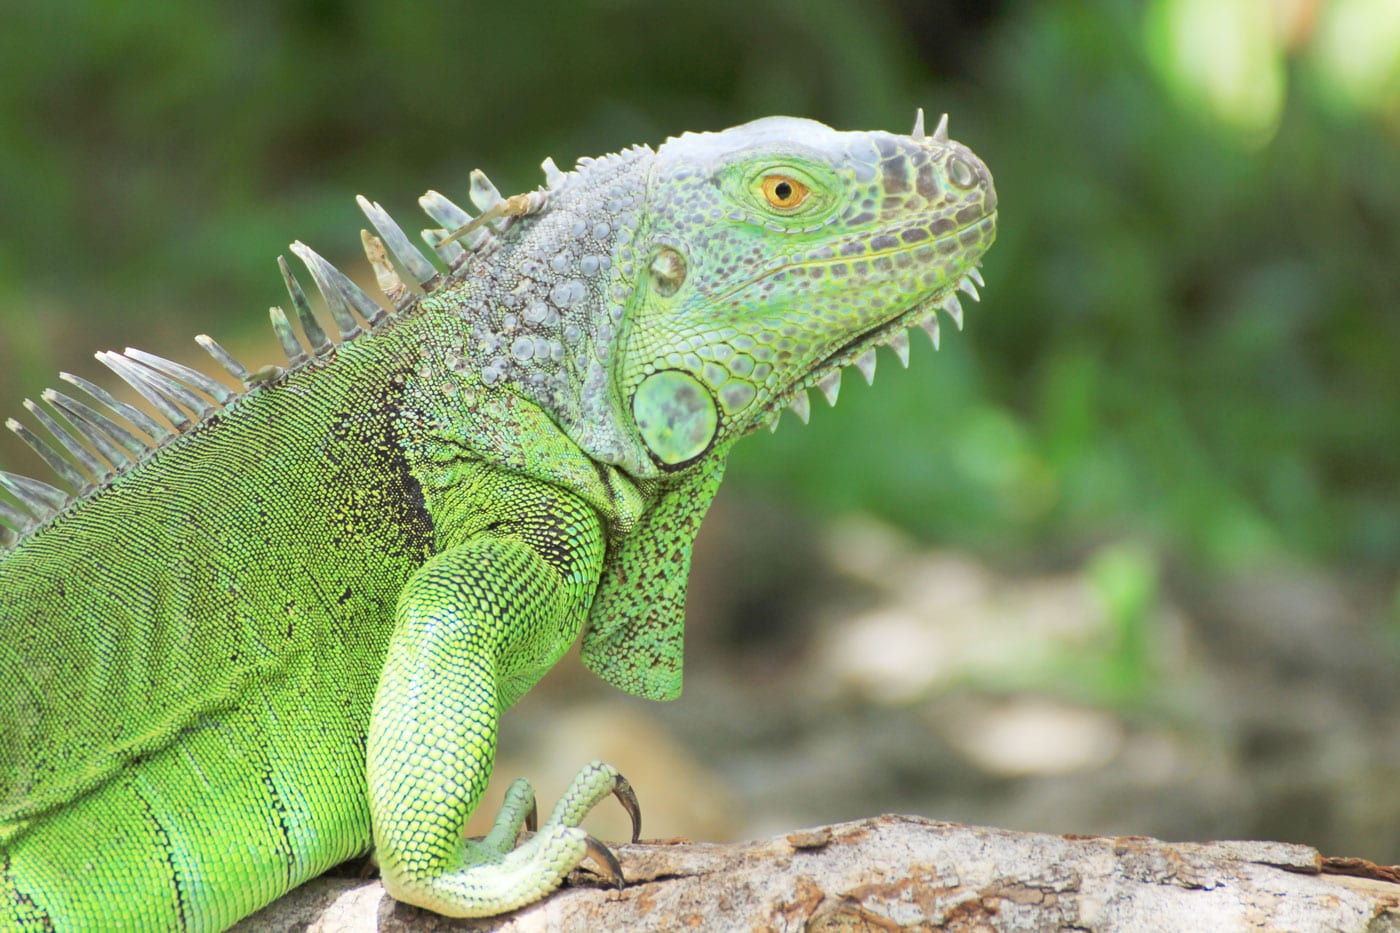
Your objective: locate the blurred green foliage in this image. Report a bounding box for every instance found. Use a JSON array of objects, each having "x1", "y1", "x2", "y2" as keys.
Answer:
[
  {"x1": 1, "y1": 0, "x2": 1396, "y2": 577},
  {"x1": 1085, "y1": 543, "x2": 1158, "y2": 704}
]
